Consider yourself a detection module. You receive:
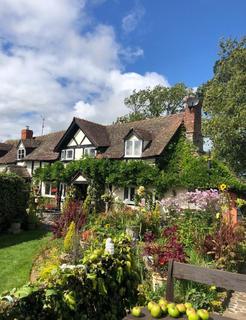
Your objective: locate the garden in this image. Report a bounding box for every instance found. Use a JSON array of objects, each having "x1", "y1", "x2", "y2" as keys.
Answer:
[
  {"x1": 0, "y1": 168, "x2": 246, "y2": 319},
  {"x1": 1, "y1": 134, "x2": 246, "y2": 319}
]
